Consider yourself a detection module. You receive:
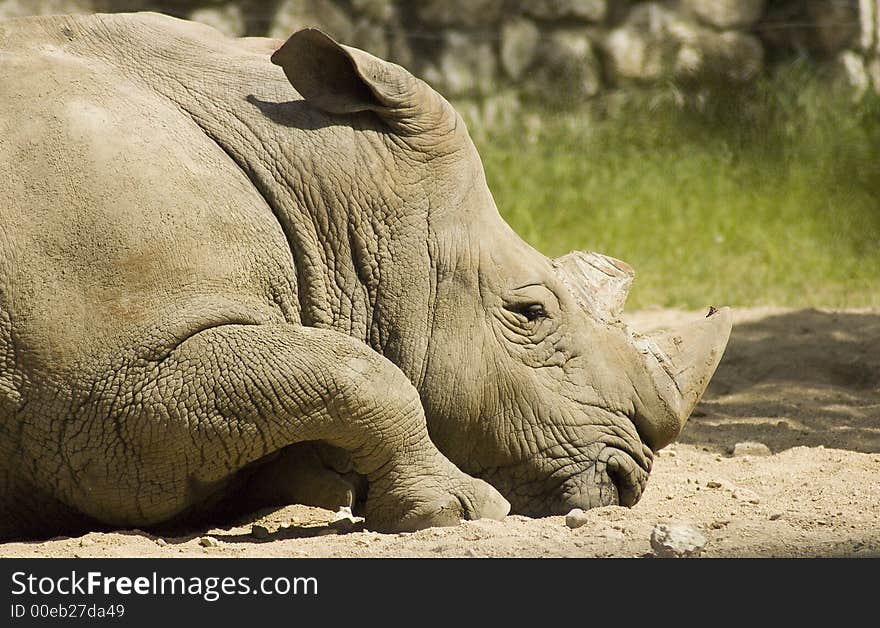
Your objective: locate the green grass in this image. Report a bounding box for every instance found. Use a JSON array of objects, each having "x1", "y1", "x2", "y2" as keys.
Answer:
[{"x1": 469, "y1": 67, "x2": 880, "y2": 309}]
